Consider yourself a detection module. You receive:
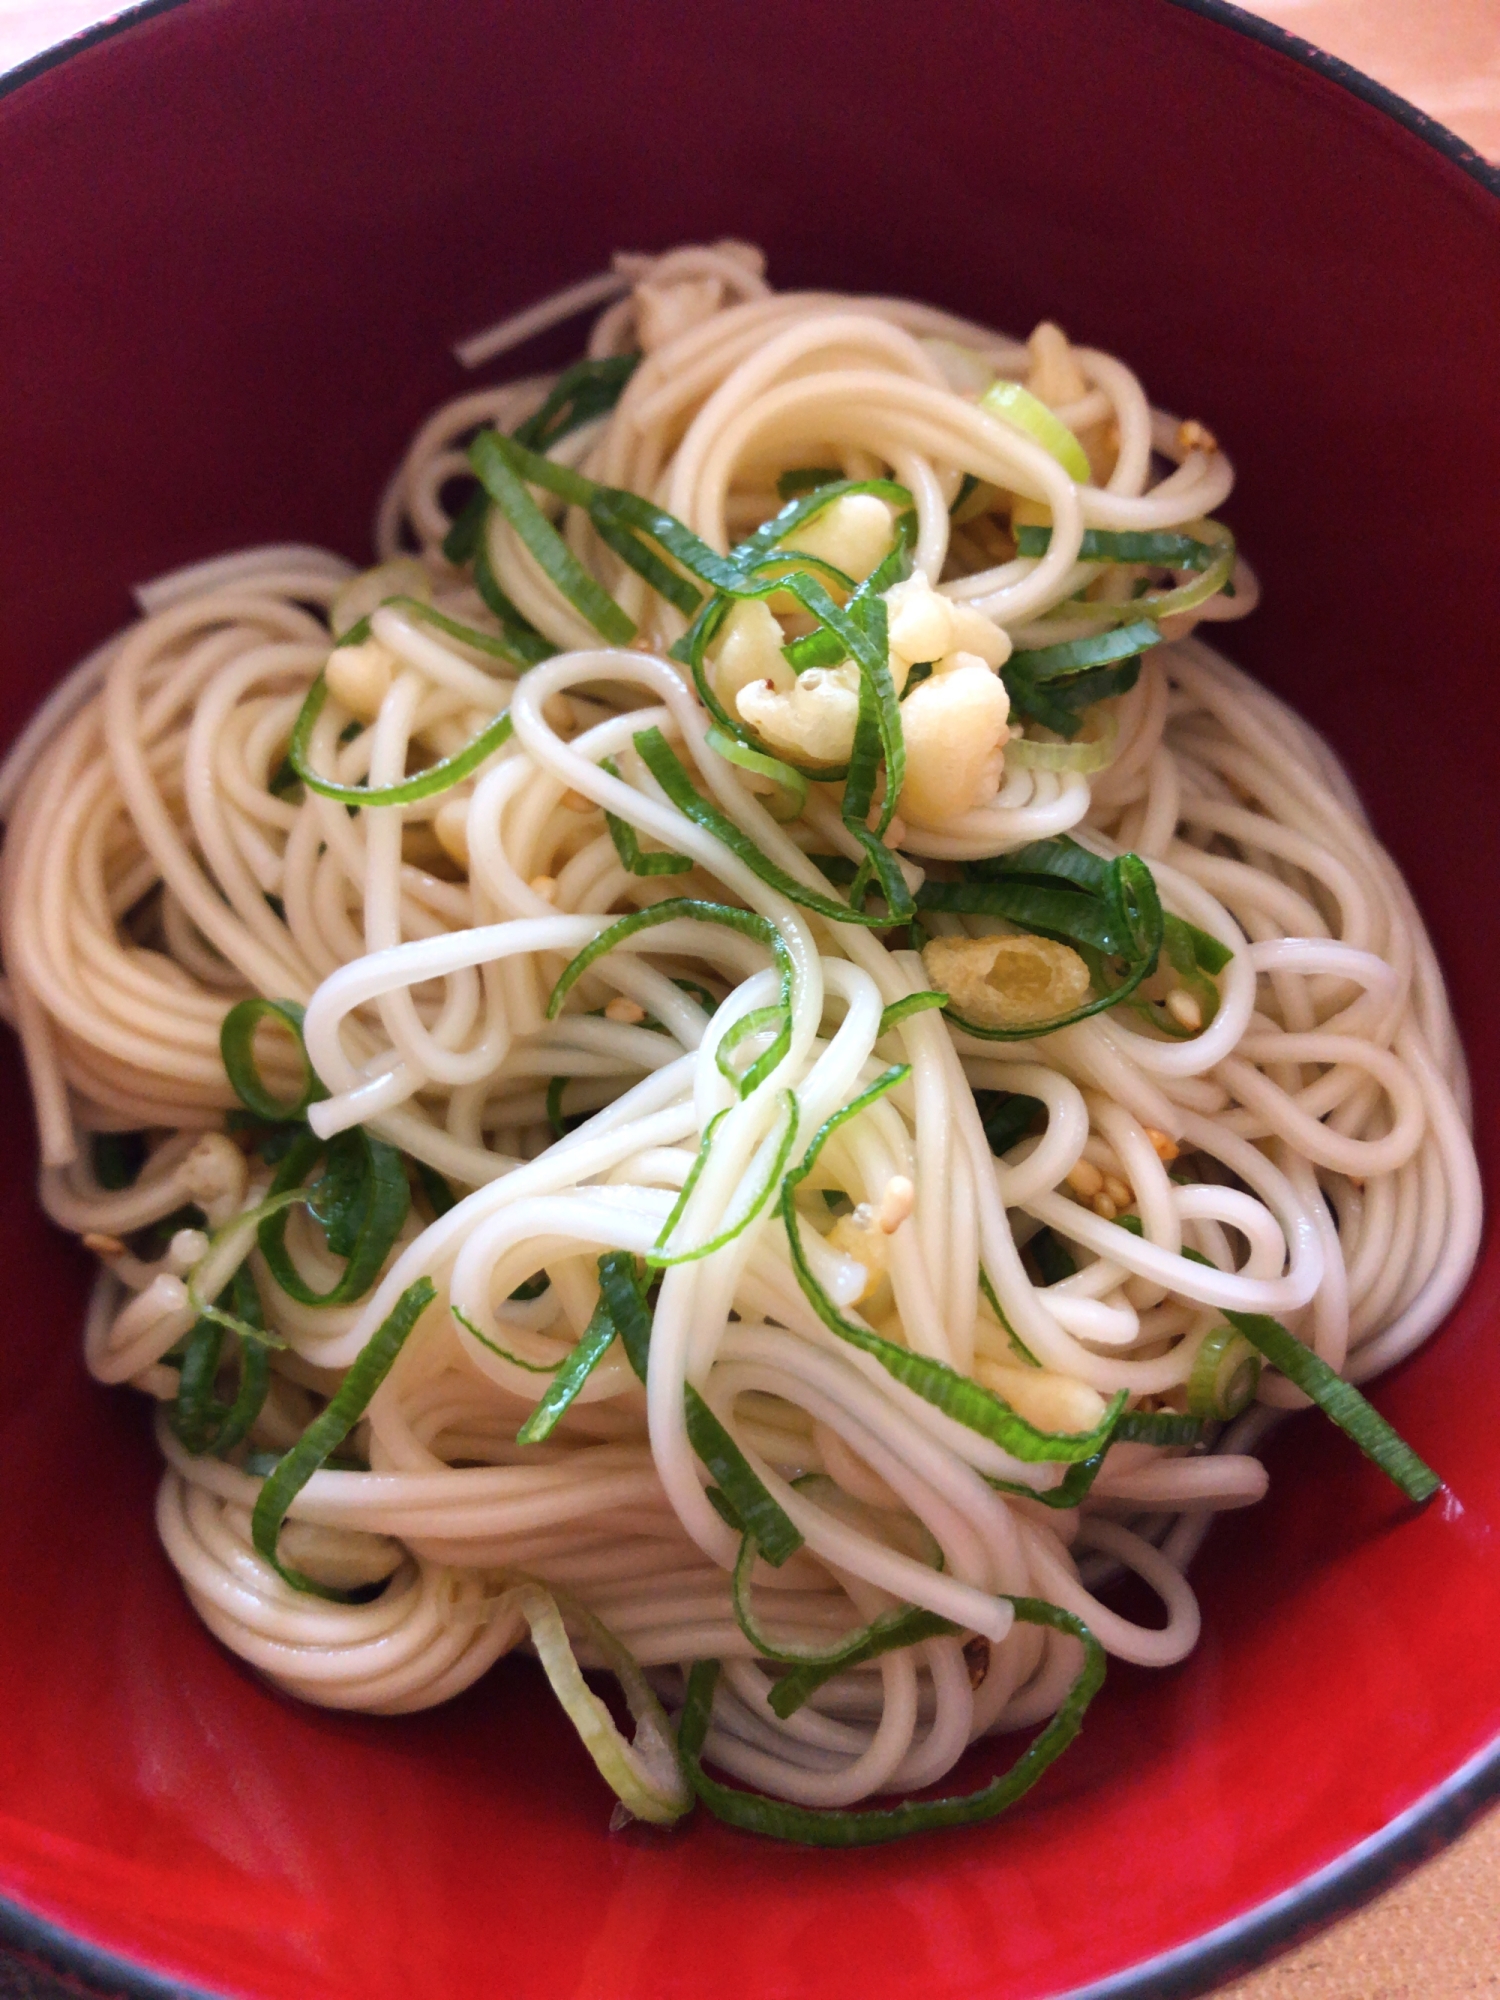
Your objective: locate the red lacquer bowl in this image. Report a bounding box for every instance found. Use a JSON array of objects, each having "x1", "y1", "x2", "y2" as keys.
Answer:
[{"x1": 1, "y1": 4, "x2": 1498, "y2": 1996}]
